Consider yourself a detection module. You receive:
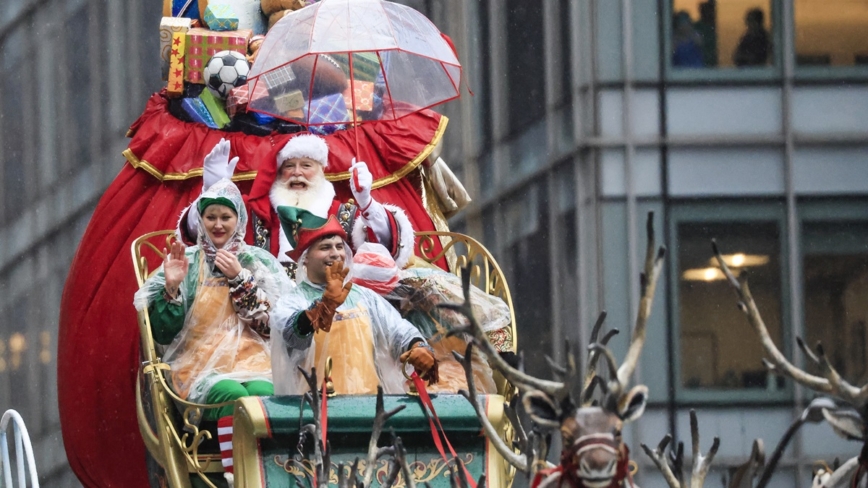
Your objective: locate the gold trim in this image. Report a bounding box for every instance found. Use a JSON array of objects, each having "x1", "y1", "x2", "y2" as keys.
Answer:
[
  {"x1": 123, "y1": 148, "x2": 258, "y2": 182},
  {"x1": 325, "y1": 115, "x2": 449, "y2": 189},
  {"x1": 122, "y1": 115, "x2": 449, "y2": 187}
]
